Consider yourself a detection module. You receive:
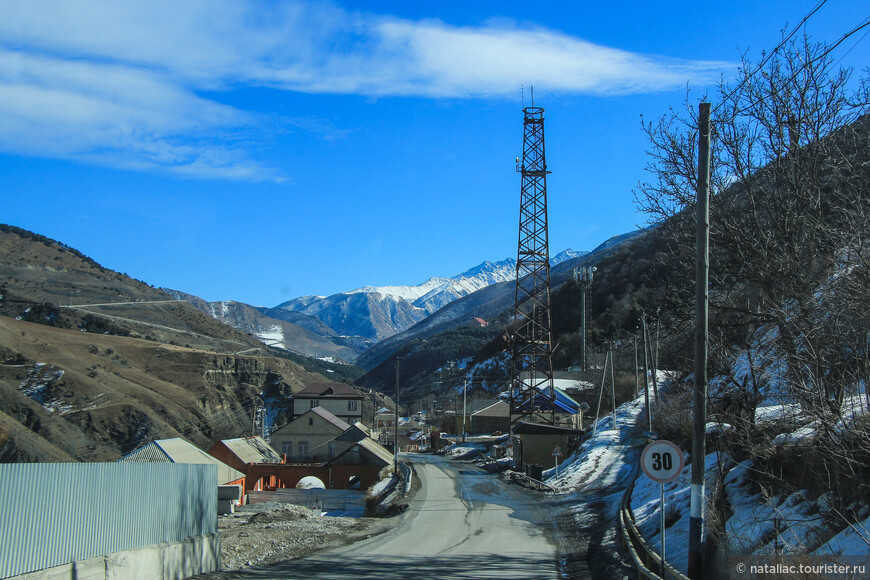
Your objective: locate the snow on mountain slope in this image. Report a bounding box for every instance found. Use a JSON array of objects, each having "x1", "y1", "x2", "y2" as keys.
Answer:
[{"x1": 273, "y1": 250, "x2": 584, "y2": 344}]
